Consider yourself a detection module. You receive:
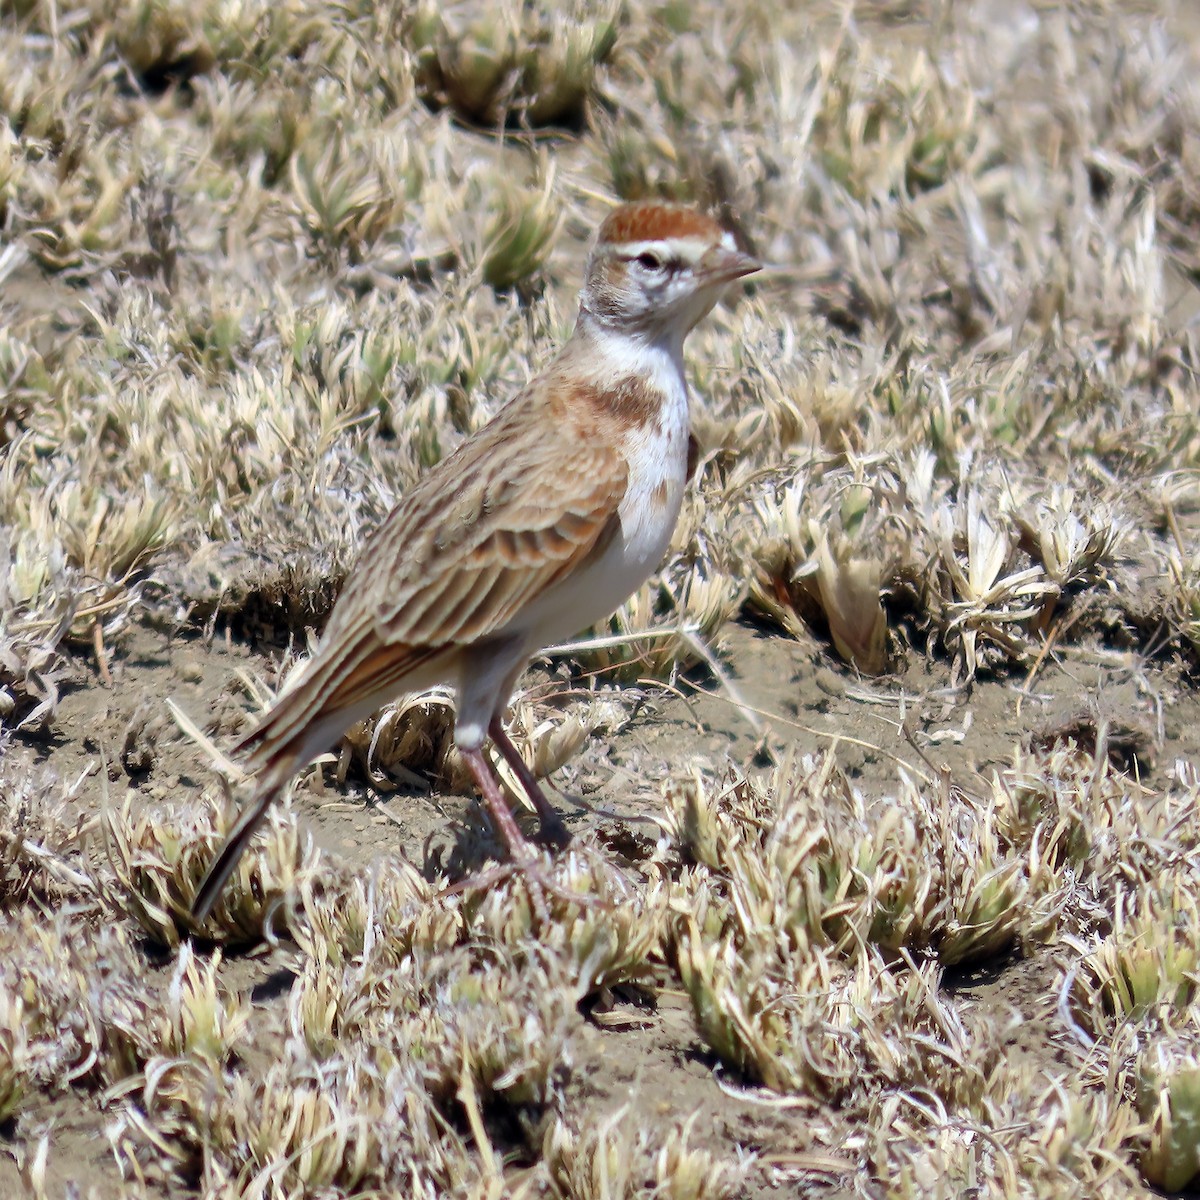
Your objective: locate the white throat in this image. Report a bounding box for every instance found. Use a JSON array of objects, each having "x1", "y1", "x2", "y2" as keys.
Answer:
[{"x1": 571, "y1": 312, "x2": 689, "y2": 401}]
